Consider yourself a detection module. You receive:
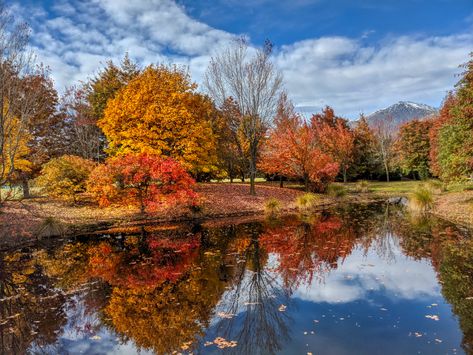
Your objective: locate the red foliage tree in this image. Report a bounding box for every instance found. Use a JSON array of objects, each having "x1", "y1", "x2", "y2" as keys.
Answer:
[
  {"x1": 259, "y1": 97, "x2": 339, "y2": 192},
  {"x1": 88, "y1": 153, "x2": 197, "y2": 213},
  {"x1": 312, "y1": 107, "x2": 355, "y2": 182}
]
